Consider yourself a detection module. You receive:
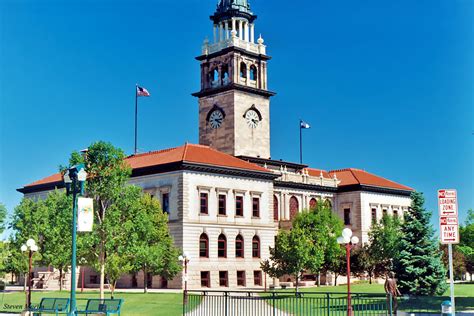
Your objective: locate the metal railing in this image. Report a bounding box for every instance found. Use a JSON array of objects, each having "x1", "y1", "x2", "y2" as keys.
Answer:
[{"x1": 183, "y1": 291, "x2": 393, "y2": 316}]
